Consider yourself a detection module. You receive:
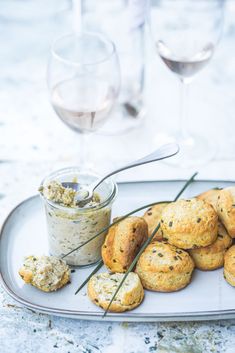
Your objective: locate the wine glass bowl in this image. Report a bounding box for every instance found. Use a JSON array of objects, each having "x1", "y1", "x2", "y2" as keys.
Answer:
[
  {"x1": 48, "y1": 32, "x2": 120, "y2": 134},
  {"x1": 150, "y1": 0, "x2": 223, "y2": 78},
  {"x1": 149, "y1": 0, "x2": 224, "y2": 167},
  {"x1": 157, "y1": 40, "x2": 214, "y2": 81}
]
